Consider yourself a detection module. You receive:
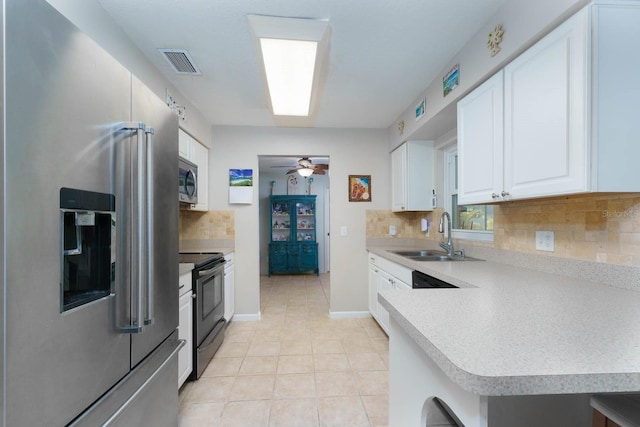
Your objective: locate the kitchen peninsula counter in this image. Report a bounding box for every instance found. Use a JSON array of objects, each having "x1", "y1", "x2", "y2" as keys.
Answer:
[{"x1": 368, "y1": 245, "x2": 640, "y2": 426}]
